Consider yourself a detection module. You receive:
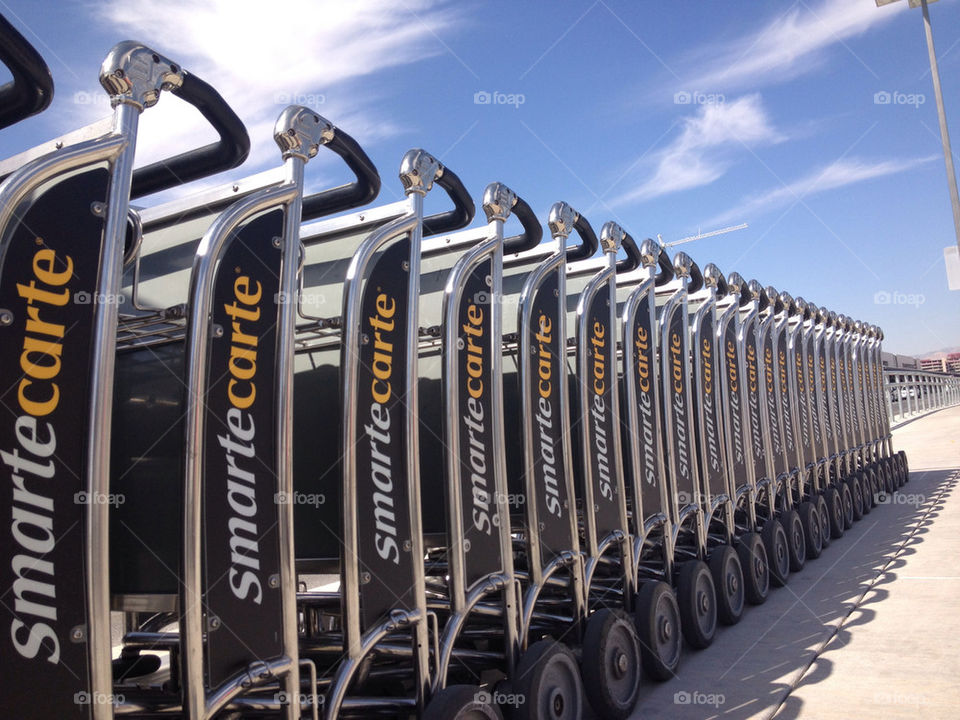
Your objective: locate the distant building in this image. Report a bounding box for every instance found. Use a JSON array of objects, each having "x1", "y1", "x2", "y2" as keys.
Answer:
[
  {"x1": 948, "y1": 353, "x2": 960, "y2": 374},
  {"x1": 920, "y1": 357, "x2": 947, "y2": 373}
]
